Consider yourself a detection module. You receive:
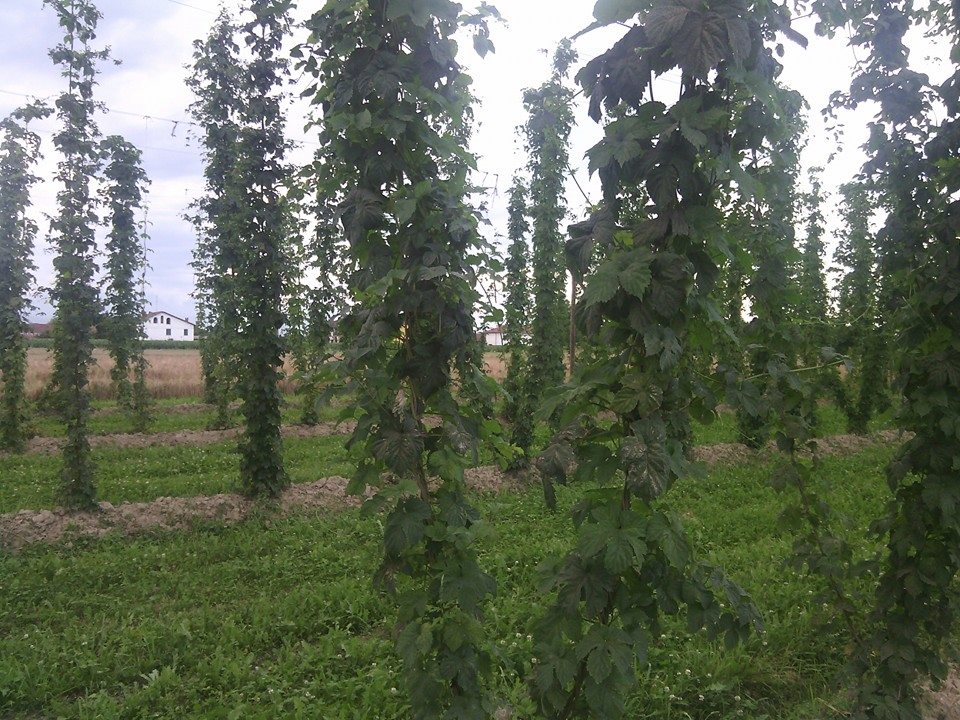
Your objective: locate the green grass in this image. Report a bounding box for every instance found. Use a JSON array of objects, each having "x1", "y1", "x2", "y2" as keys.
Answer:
[
  {"x1": 1, "y1": 402, "x2": 896, "y2": 515},
  {"x1": 29, "y1": 396, "x2": 346, "y2": 438},
  {"x1": 0, "y1": 435, "x2": 353, "y2": 513},
  {"x1": 691, "y1": 403, "x2": 895, "y2": 446},
  {"x1": 0, "y1": 447, "x2": 895, "y2": 719}
]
